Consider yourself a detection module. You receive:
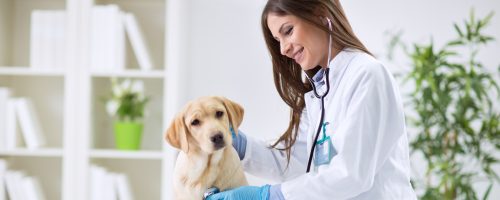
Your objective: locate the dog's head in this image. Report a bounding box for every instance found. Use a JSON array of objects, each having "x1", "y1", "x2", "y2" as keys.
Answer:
[{"x1": 165, "y1": 96, "x2": 244, "y2": 154}]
